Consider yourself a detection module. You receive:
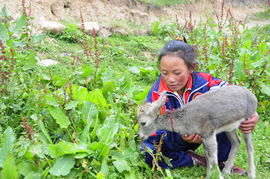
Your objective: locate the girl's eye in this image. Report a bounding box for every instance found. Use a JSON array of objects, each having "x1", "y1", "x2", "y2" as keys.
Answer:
[
  {"x1": 174, "y1": 72, "x2": 182, "y2": 75},
  {"x1": 161, "y1": 72, "x2": 168, "y2": 75}
]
